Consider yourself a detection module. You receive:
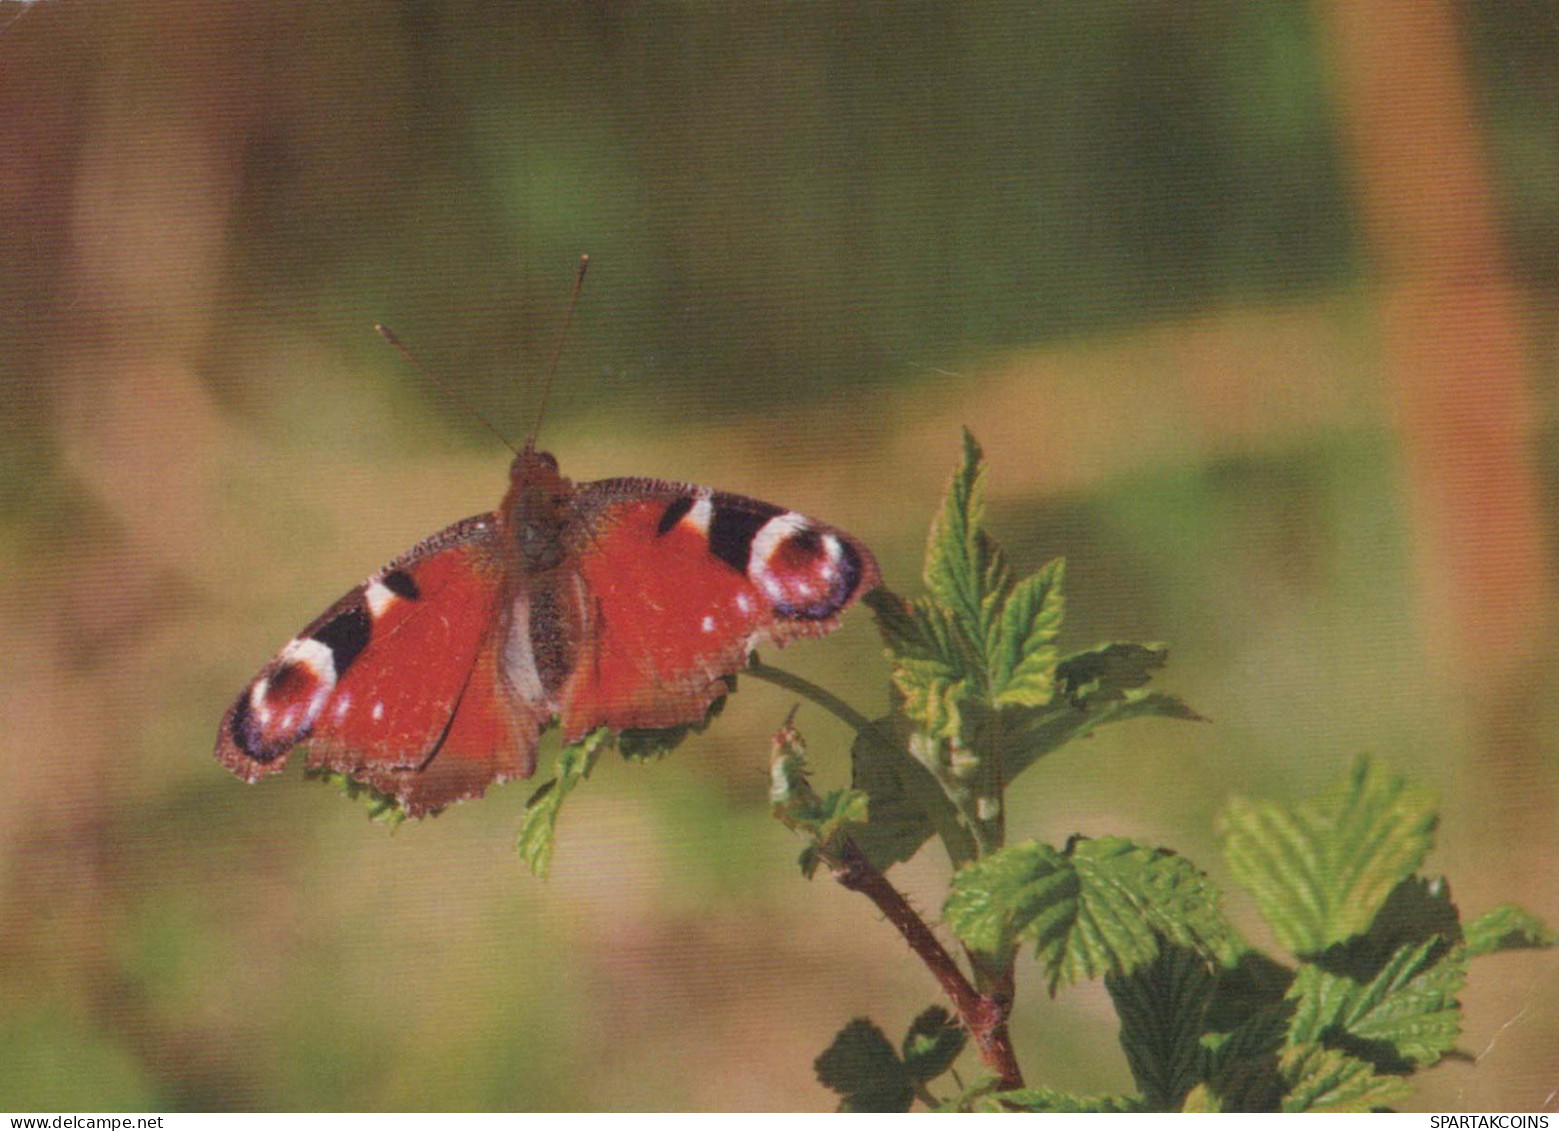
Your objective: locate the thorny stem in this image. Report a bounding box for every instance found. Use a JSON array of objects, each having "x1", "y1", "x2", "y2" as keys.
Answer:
[
  {"x1": 830, "y1": 838, "x2": 1023, "y2": 1092},
  {"x1": 756, "y1": 658, "x2": 1023, "y2": 1091}
]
